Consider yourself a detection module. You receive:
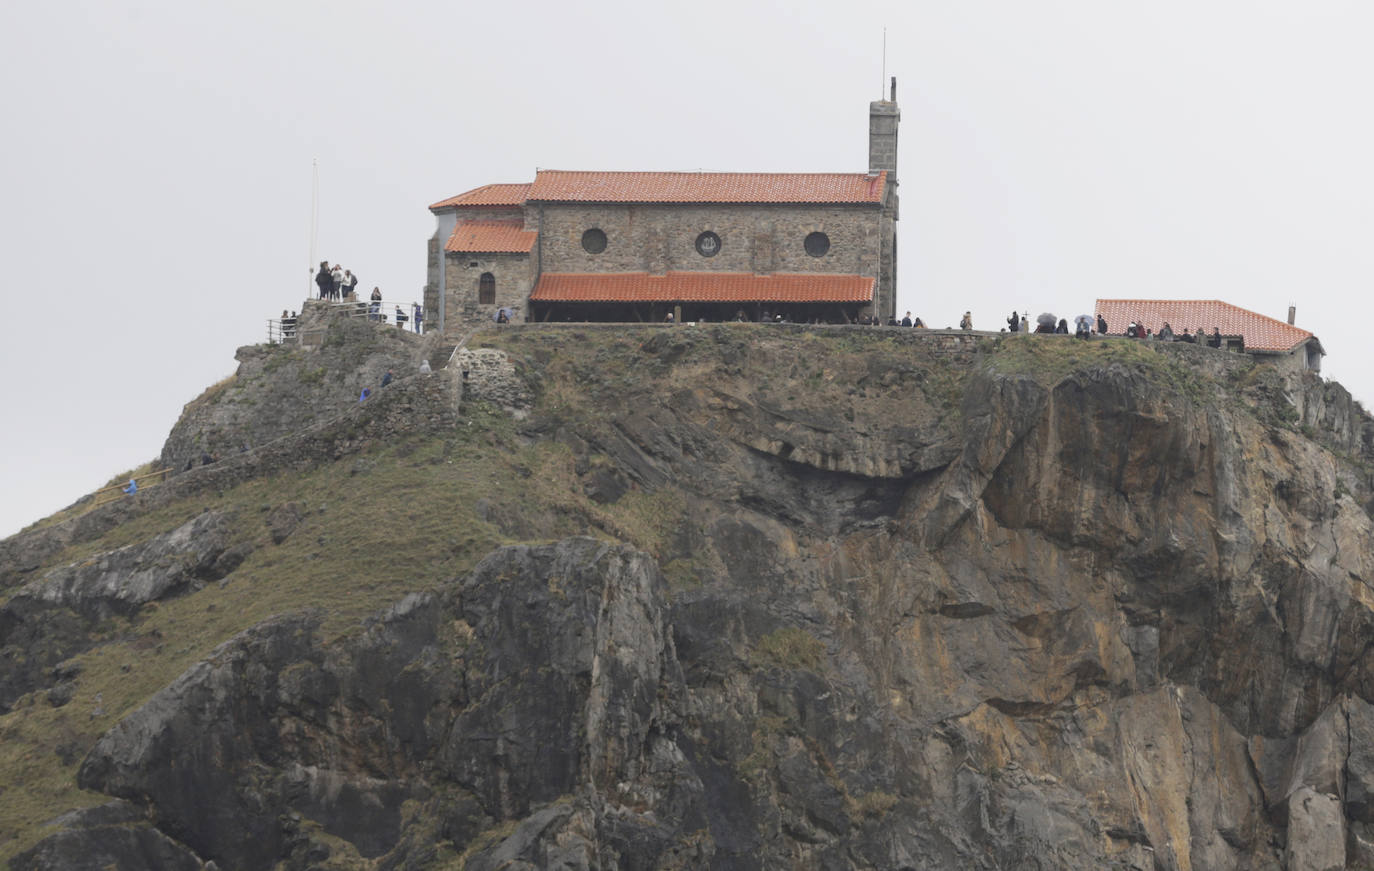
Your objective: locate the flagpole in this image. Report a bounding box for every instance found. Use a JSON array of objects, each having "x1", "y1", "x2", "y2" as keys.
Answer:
[{"x1": 308, "y1": 158, "x2": 319, "y2": 298}]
